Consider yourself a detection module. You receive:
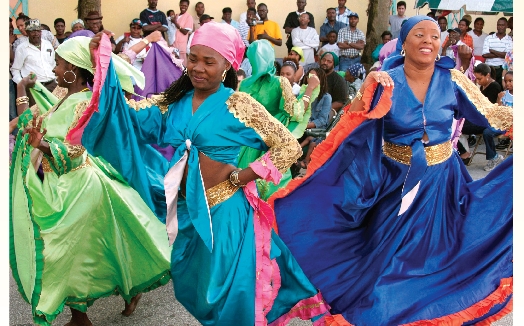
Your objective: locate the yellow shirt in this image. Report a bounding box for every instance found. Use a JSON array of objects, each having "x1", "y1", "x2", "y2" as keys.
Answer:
[{"x1": 248, "y1": 20, "x2": 283, "y2": 47}]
